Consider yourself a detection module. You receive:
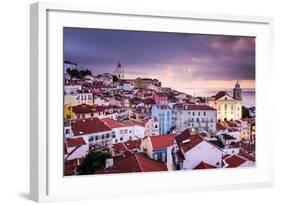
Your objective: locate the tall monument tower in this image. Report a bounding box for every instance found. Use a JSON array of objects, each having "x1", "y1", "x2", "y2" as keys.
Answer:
[
  {"x1": 114, "y1": 62, "x2": 125, "y2": 79},
  {"x1": 233, "y1": 81, "x2": 242, "y2": 100}
]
